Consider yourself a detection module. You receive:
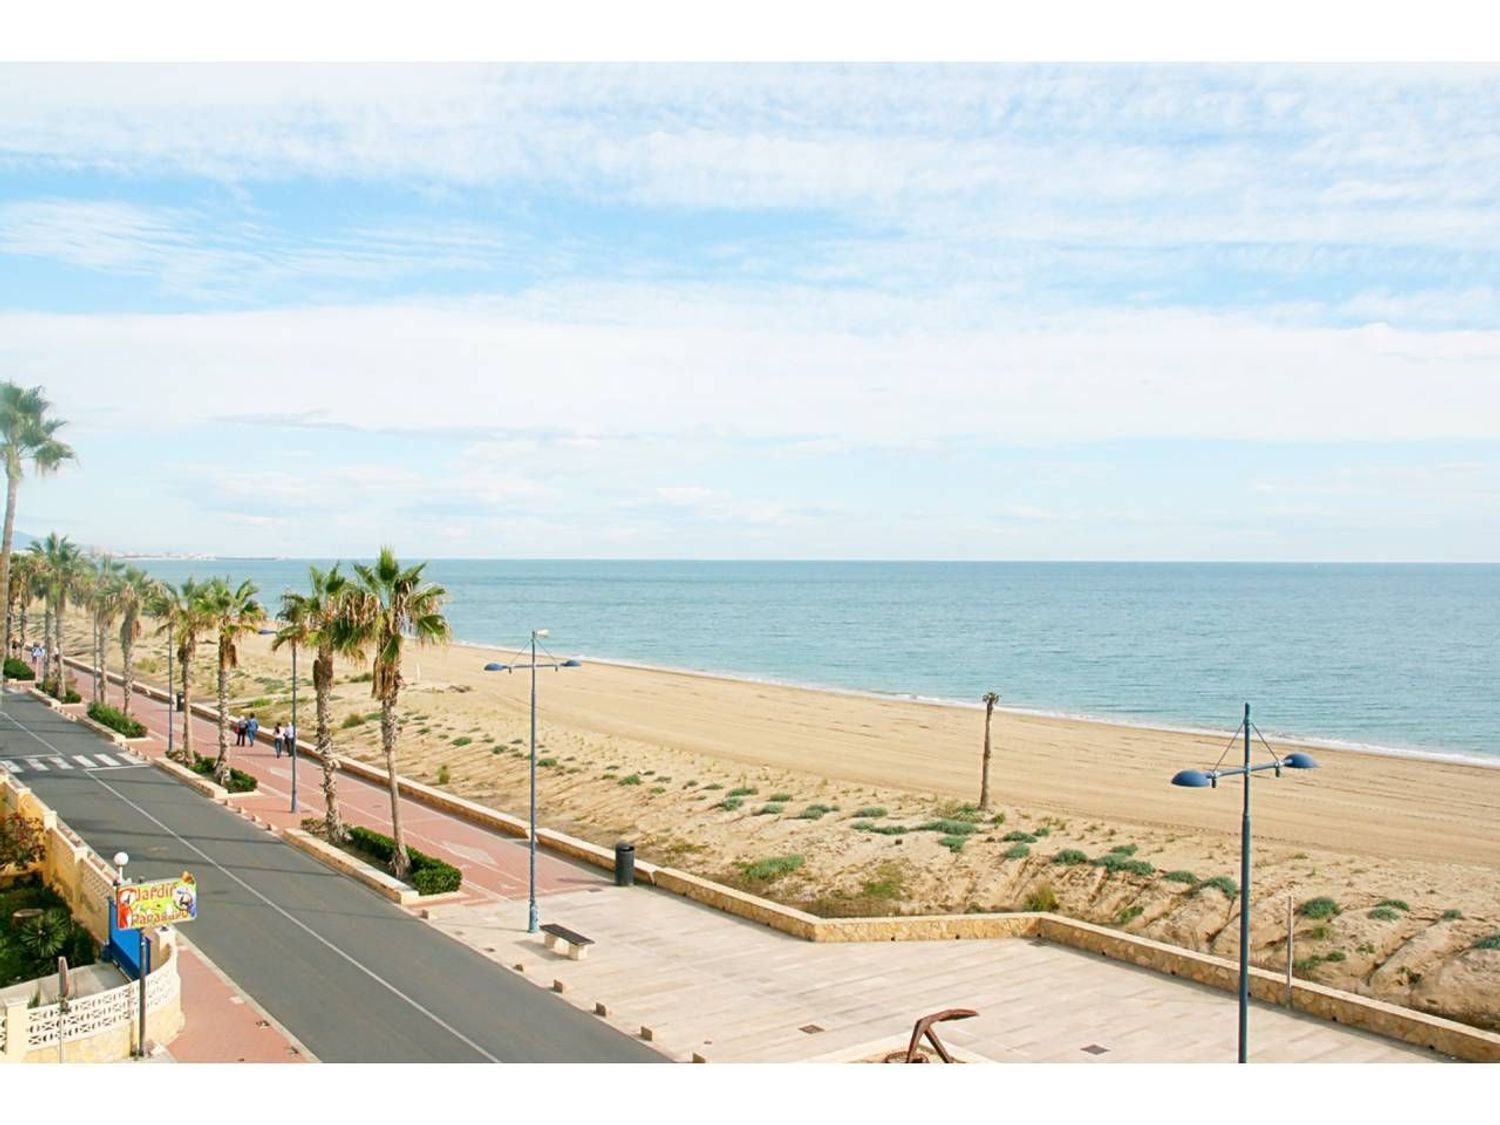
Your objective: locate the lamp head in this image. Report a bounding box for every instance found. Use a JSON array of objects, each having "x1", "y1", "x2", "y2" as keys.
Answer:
[
  {"x1": 1282, "y1": 751, "x2": 1319, "y2": 770},
  {"x1": 483, "y1": 662, "x2": 508, "y2": 672},
  {"x1": 533, "y1": 628, "x2": 550, "y2": 639},
  {"x1": 561, "y1": 659, "x2": 582, "y2": 668},
  {"x1": 257, "y1": 628, "x2": 276, "y2": 636},
  {"x1": 1170, "y1": 769, "x2": 1213, "y2": 789},
  {"x1": 113, "y1": 851, "x2": 130, "y2": 867}
]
